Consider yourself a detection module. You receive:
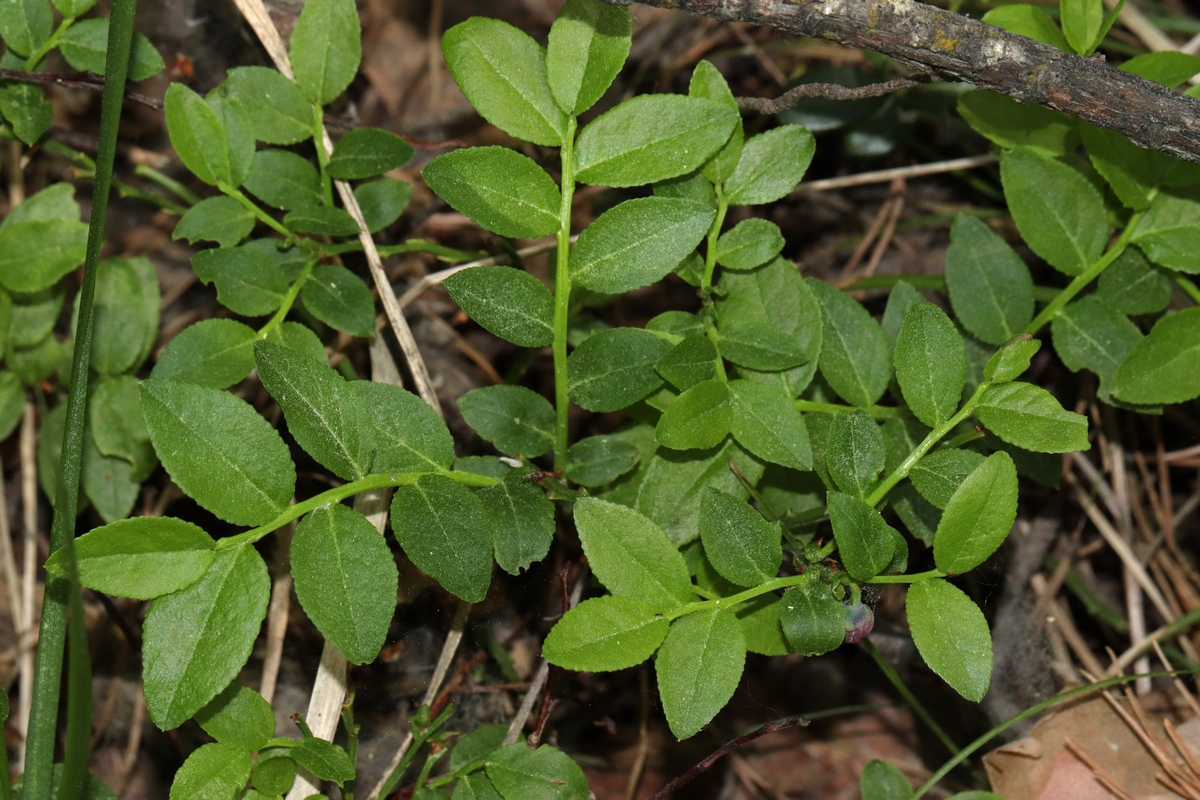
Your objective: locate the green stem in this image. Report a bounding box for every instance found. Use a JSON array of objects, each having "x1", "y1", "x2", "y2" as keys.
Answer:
[
  {"x1": 313, "y1": 238, "x2": 484, "y2": 263},
  {"x1": 700, "y1": 186, "x2": 728, "y2": 294},
  {"x1": 214, "y1": 469, "x2": 498, "y2": 551},
  {"x1": 861, "y1": 639, "x2": 967, "y2": 764},
  {"x1": 1176, "y1": 274, "x2": 1200, "y2": 305},
  {"x1": 112, "y1": 179, "x2": 189, "y2": 215},
  {"x1": 552, "y1": 117, "x2": 578, "y2": 472},
  {"x1": 794, "y1": 399, "x2": 899, "y2": 419},
  {"x1": 1023, "y1": 211, "x2": 1143, "y2": 335},
  {"x1": 865, "y1": 380, "x2": 992, "y2": 508},
  {"x1": 218, "y1": 182, "x2": 293, "y2": 239},
  {"x1": 134, "y1": 163, "x2": 202, "y2": 206},
  {"x1": 665, "y1": 573, "x2": 812, "y2": 622},
  {"x1": 867, "y1": 569, "x2": 947, "y2": 585},
  {"x1": 24, "y1": 5, "x2": 136, "y2": 799},
  {"x1": 704, "y1": 323, "x2": 728, "y2": 381},
  {"x1": 313, "y1": 104, "x2": 335, "y2": 207},
  {"x1": 24, "y1": 16, "x2": 74, "y2": 71},
  {"x1": 258, "y1": 257, "x2": 317, "y2": 339}
]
